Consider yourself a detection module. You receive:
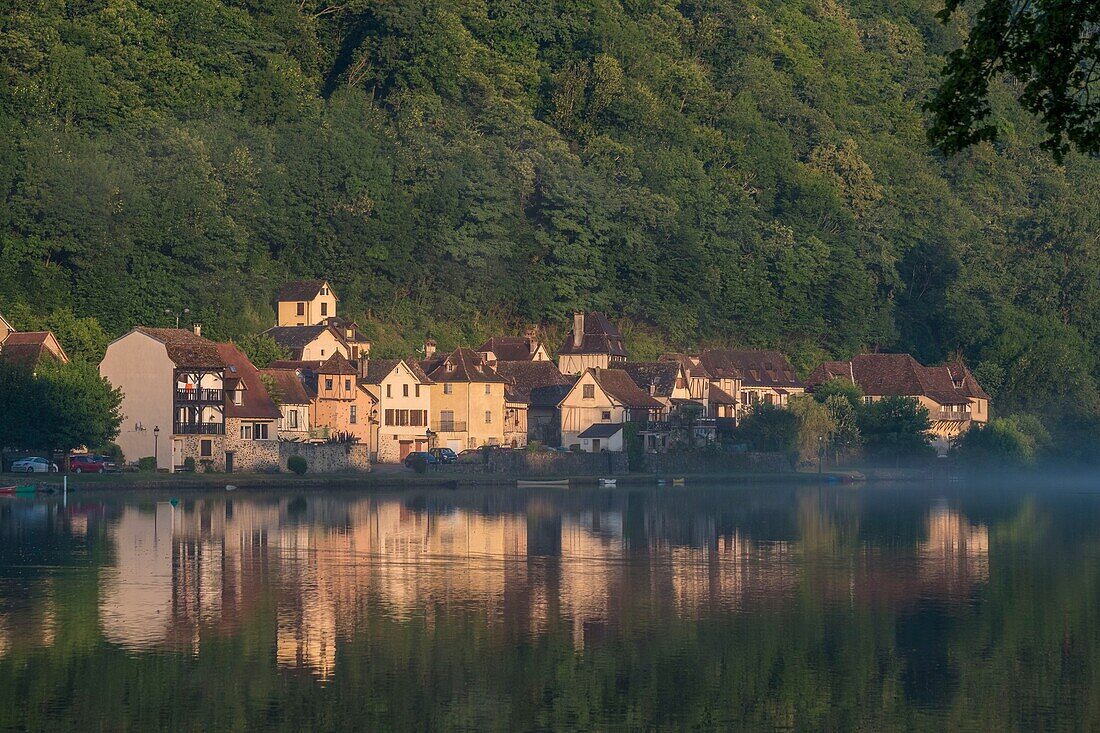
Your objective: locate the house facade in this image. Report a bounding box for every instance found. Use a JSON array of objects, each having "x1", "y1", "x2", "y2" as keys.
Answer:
[
  {"x1": 276, "y1": 280, "x2": 338, "y2": 327},
  {"x1": 623, "y1": 361, "x2": 715, "y2": 447},
  {"x1": 0, "y1": 330, "x2": 70, "y2": 370},
  {"x1": 494, "y1": 360, "x2": 572, "y2": 447},
  {"x1": 477, "y1": 328, "x2": 551, "y2": 363},
  {"x1": 0, "y1": 312, "x2": 12, "y2": 344},
  {"x1": 310, "y1": 353, "x2": 377, "y2": 450},
  {"x1": 216, "y1": 342, "x2": 283, "y2": 472},
  {"x1": 698, "y1": 349, "x2": 804, "y2": 417},
  {"x1": 421, "y1": 348, "x2": 508, "y2": 452},
  {"x1": 360, "y1": 359, "x2": 432, "y2": 462},
  {"x1": 259, "y1": 367, "x2": 315, "y2": 441},
  {"x1": 268, "y1": 280, "x2": 370, "y2": 362},
  {"x1": 558, "y1": 368, "x2": 666, "y2": 452},
  {"x1": 264, "y1": 324, "x2": 349, "y2": 362},
  {"x1": 556, "y1": 312, "x2": 627, "y2": 376},
  {"x1": 101, "y1": 327, "x2": 229, "y2": 472},
  {"x1": 808, "y1": 353, "x2": 990, "y2": 443}
]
